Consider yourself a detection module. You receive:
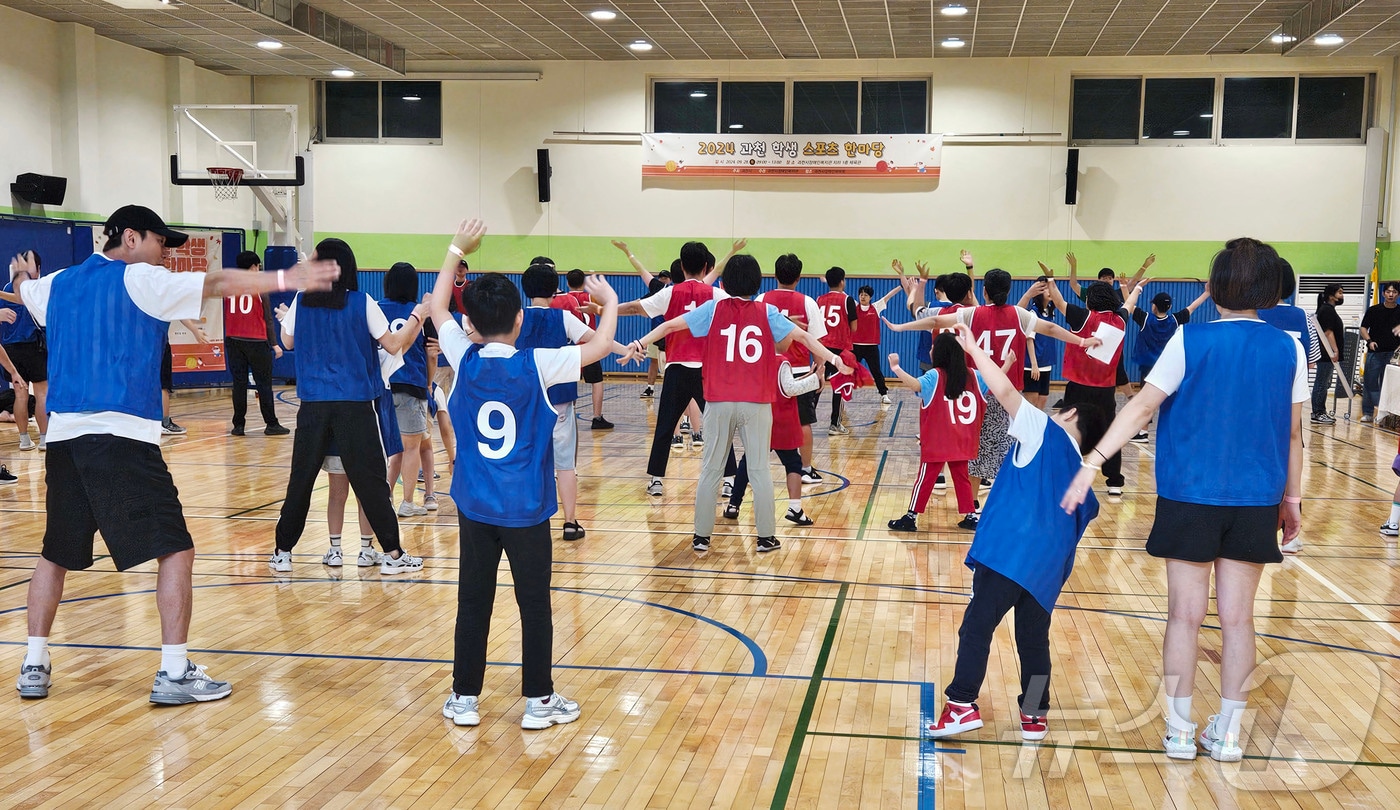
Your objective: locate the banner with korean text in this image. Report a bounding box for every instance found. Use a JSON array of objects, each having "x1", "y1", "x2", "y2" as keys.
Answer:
[{"x1": 642, "y1": 133, "x2": 942, "y2": 178}]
